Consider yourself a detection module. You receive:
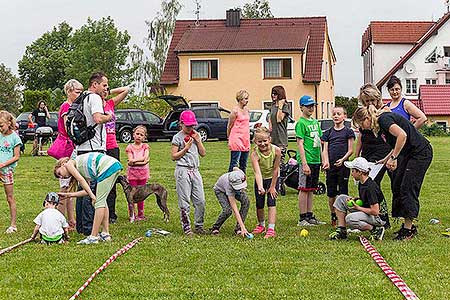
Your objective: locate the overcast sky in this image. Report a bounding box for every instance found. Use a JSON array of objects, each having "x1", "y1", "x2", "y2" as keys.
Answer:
[{"x1": 0, "y1": 0, "x2": 447, "y2": 96}]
